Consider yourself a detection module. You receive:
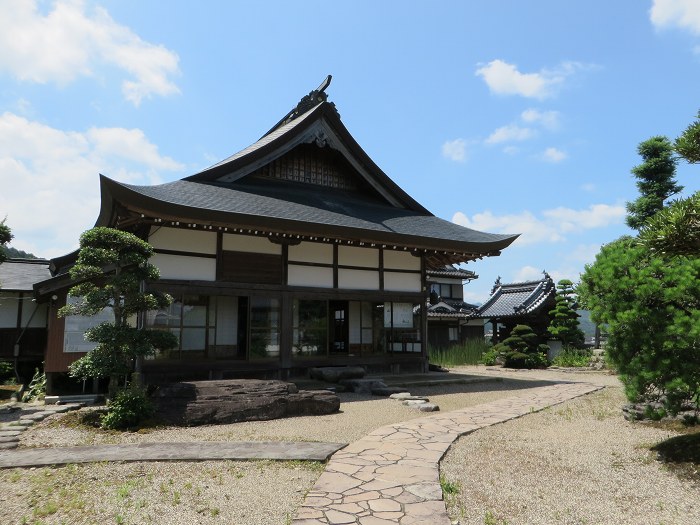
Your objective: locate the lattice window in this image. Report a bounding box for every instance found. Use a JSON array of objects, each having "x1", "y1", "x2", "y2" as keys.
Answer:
[{"x1": 252, "y1": 144, "x2": 358, "y2": 191}]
